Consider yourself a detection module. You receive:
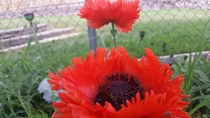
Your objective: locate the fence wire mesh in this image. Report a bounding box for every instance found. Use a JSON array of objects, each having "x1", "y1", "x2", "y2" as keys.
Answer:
[
  {"x1": 0, "y1": 0, "x2": 210, "y2": 117},
  {"x1": 0, "y1": 0, "x2": 210, "y2": 55}
]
